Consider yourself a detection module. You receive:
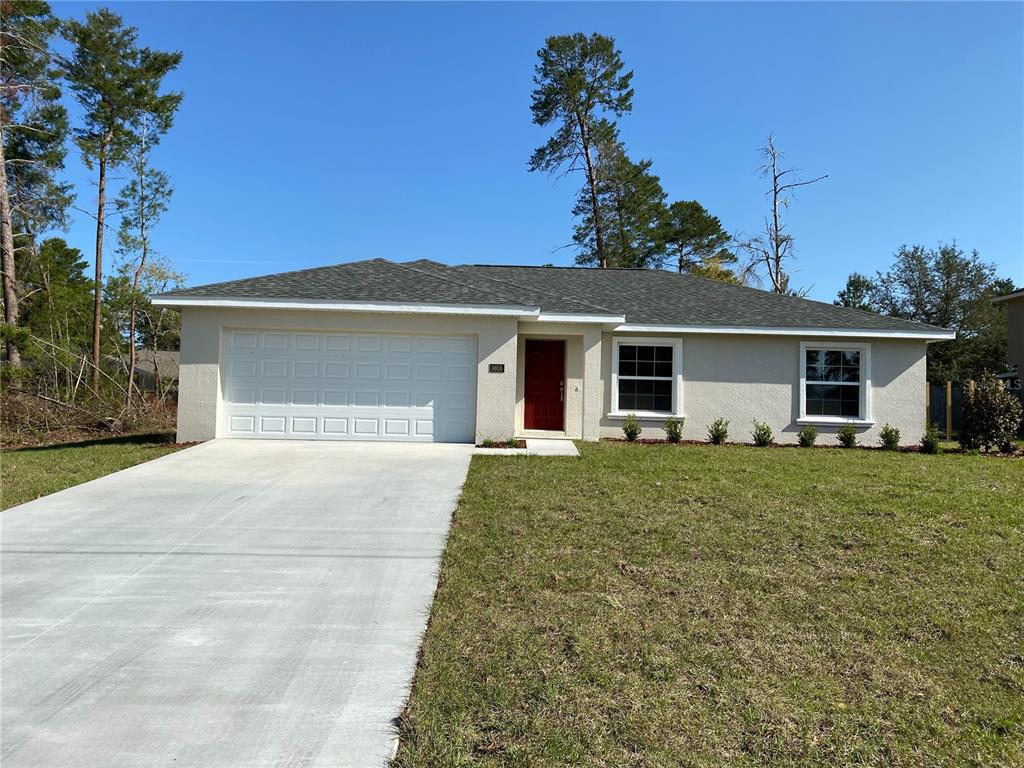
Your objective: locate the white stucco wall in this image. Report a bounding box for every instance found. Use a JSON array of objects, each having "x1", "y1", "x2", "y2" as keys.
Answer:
[
  {"x1": 599, "y1": 333, "x2": 929, "y2": 446},
  {"x1": 176, "y1": 306, "x2": 930, "y2": 448},
  {"x1": 174, "y1": 307, "x2": 519, "y2": 443}
]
